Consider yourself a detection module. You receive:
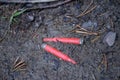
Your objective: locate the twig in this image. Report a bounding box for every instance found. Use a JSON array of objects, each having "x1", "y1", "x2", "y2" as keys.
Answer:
[
  {"x1": 91, "y1": 36, "x2": 100, "y2": 43},
  {"x1": 75, "y1": 30, "x2": 98, "y2": 35},
  {"x1": 26, "y1": 0, "x2": 72, "y2": 11},
  {"x1": 77, "y1": 0, "x2": 97, "y2": 17},
  {"x1": 78, "y1": 5, "x2": 97, "y2": 17},
  {"x1": 68, "y1": 25, "x2": 99, "y2": 35},
  {"x1": 99, "y1": 11, "x2": 109, "y2": 16},
  {"x1": 13, "y1": 57, "x2": 20, "y2": 66},
  {"x1": 14, "y1": 59, "x2": 25, "y2": 68},
  {"x1": 0, "y1": 0, "x2": 57, "y2": 3},
  {"x1": 98, "y1": 54, "x2": 108, "y2": 72},
  {"x1": 67, "y1": 25, "x2": 87, "y2": 33},
  {"x1": 103, "y1": 54, "x2": 108, "y2": 71},
  {"x1": 110, "y1": 17, "x2": 114, "y2": 28},
  {"x1": 76, "y1": 25, "x2": 88, "y2": 31},
  {"x1": 78, "y1": 0, "x2": 93, "y2": 17},
  {"x1": 12, "y1": 57, "x2": 27, "y2": 72}
]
